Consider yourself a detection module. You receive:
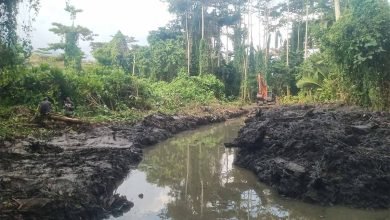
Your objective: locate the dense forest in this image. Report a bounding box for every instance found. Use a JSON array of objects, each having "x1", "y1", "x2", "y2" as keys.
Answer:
[{"x1": 0, "y1": 0, "x2": 389, "y2": 137}]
